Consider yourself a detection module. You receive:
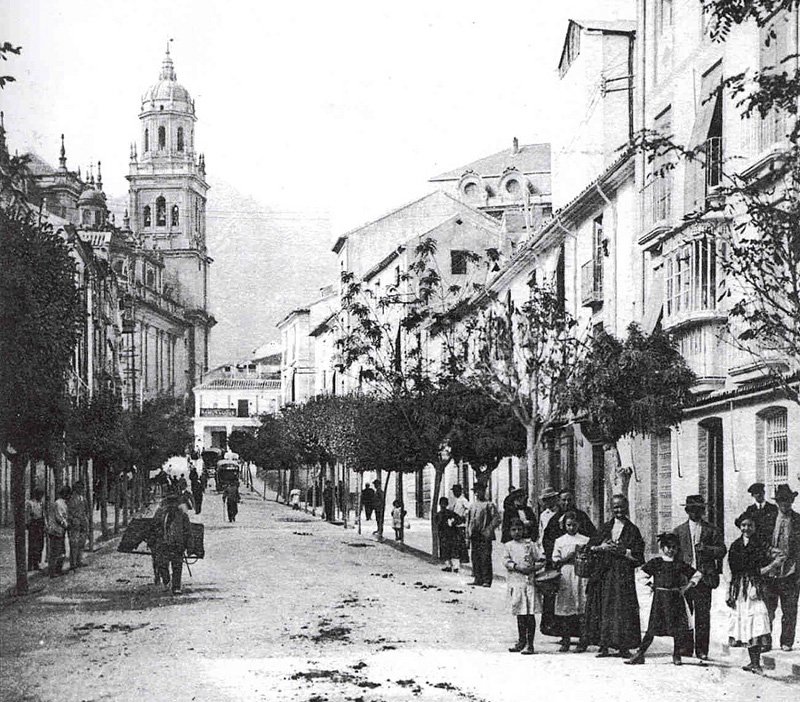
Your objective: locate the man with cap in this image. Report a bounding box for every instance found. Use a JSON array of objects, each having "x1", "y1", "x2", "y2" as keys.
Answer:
[
  {"x1": 673, "y1": 494, "x2": 726, "y2": 660},
  {"x1": 763, "y1": 484, "x2": 800, "y2": 651},
  {"x1": 737, "y1": 482, "x2": 778, "y2": 542}
]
